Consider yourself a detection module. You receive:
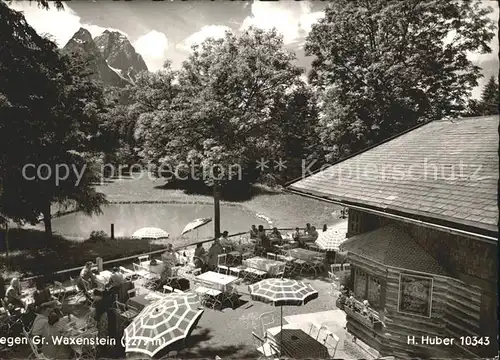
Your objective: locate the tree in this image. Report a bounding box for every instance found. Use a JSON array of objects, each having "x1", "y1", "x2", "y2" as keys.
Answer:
[
  {"x1": 479, "y1": 76, "x2": 499, "y2": 115},
  {"x1": 0, "y1": 2, "x2": 107, "y2": 238},
  {"x1": 136, "y1": 28, "x2": 305, "y2": 188},
  {"x1": 466, "y1": 76, "x2": 499, "y2": 116},
  {"x1": 305, "y1": 0, "x2": 496, "y2": 161}
]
